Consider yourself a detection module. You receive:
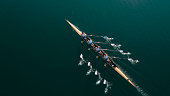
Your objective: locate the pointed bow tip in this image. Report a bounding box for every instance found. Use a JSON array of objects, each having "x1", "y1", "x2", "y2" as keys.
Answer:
[{"x1": 65, "y1": 19, "x2": 69, "y2": 22}]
